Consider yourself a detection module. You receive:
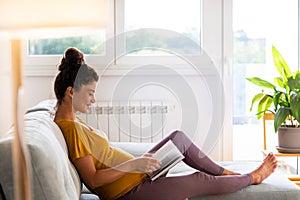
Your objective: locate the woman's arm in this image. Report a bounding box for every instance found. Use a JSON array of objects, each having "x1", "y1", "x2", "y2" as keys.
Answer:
[{"x1": 73, "y1": 154, "x2": 161, "y2": 188}]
